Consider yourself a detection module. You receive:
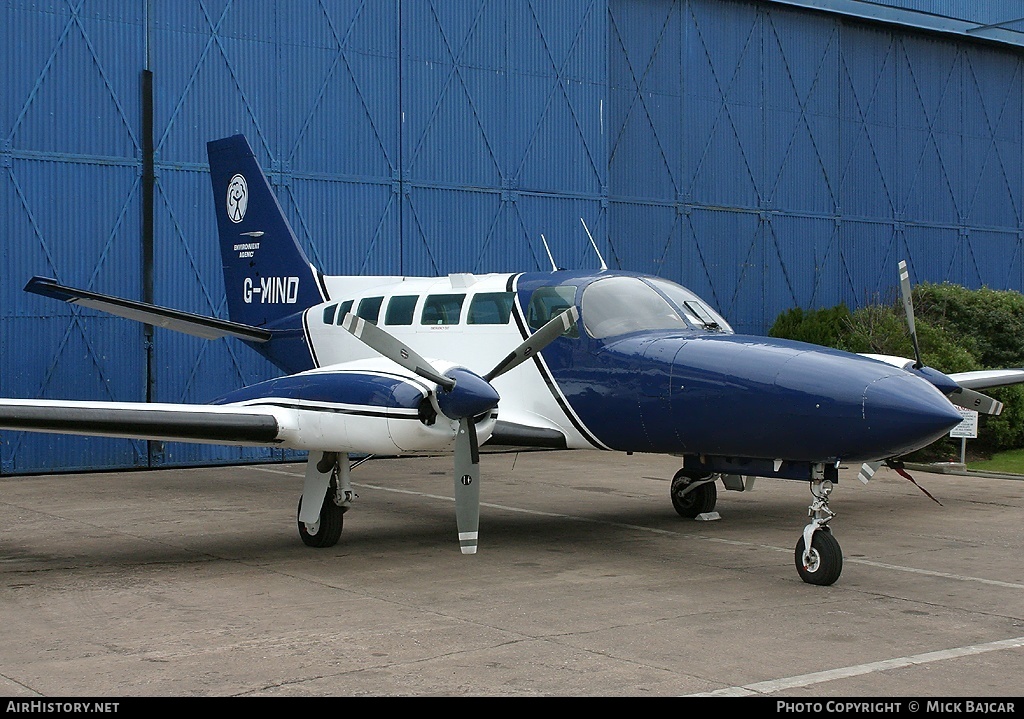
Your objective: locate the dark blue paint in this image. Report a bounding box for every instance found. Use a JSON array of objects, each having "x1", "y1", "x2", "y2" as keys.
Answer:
[
  {"x1": 208, "y1": 136, "x2": 325, "y2": 337},
  {"x1": 213, "y1": 371, "x2": 425, "y2": 413},
  {"x1": 514, "y1": 271, "x2": 962, "y2": 464},
  {"x1": 436, "y1": 368, "x2": 500, "y2": 420}
]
